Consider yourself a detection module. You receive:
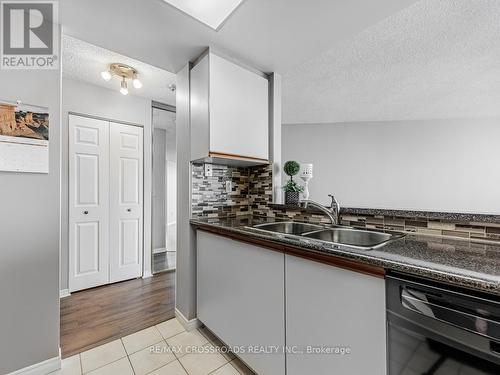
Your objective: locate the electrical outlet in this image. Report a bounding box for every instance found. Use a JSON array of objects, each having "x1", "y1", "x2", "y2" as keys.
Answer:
[
  {"x1": 225, "y1": 180, "x2": 232, "y2": 193},
  {"x1": 204, "y1": 163, "x2": 213, "y2": 177}
]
